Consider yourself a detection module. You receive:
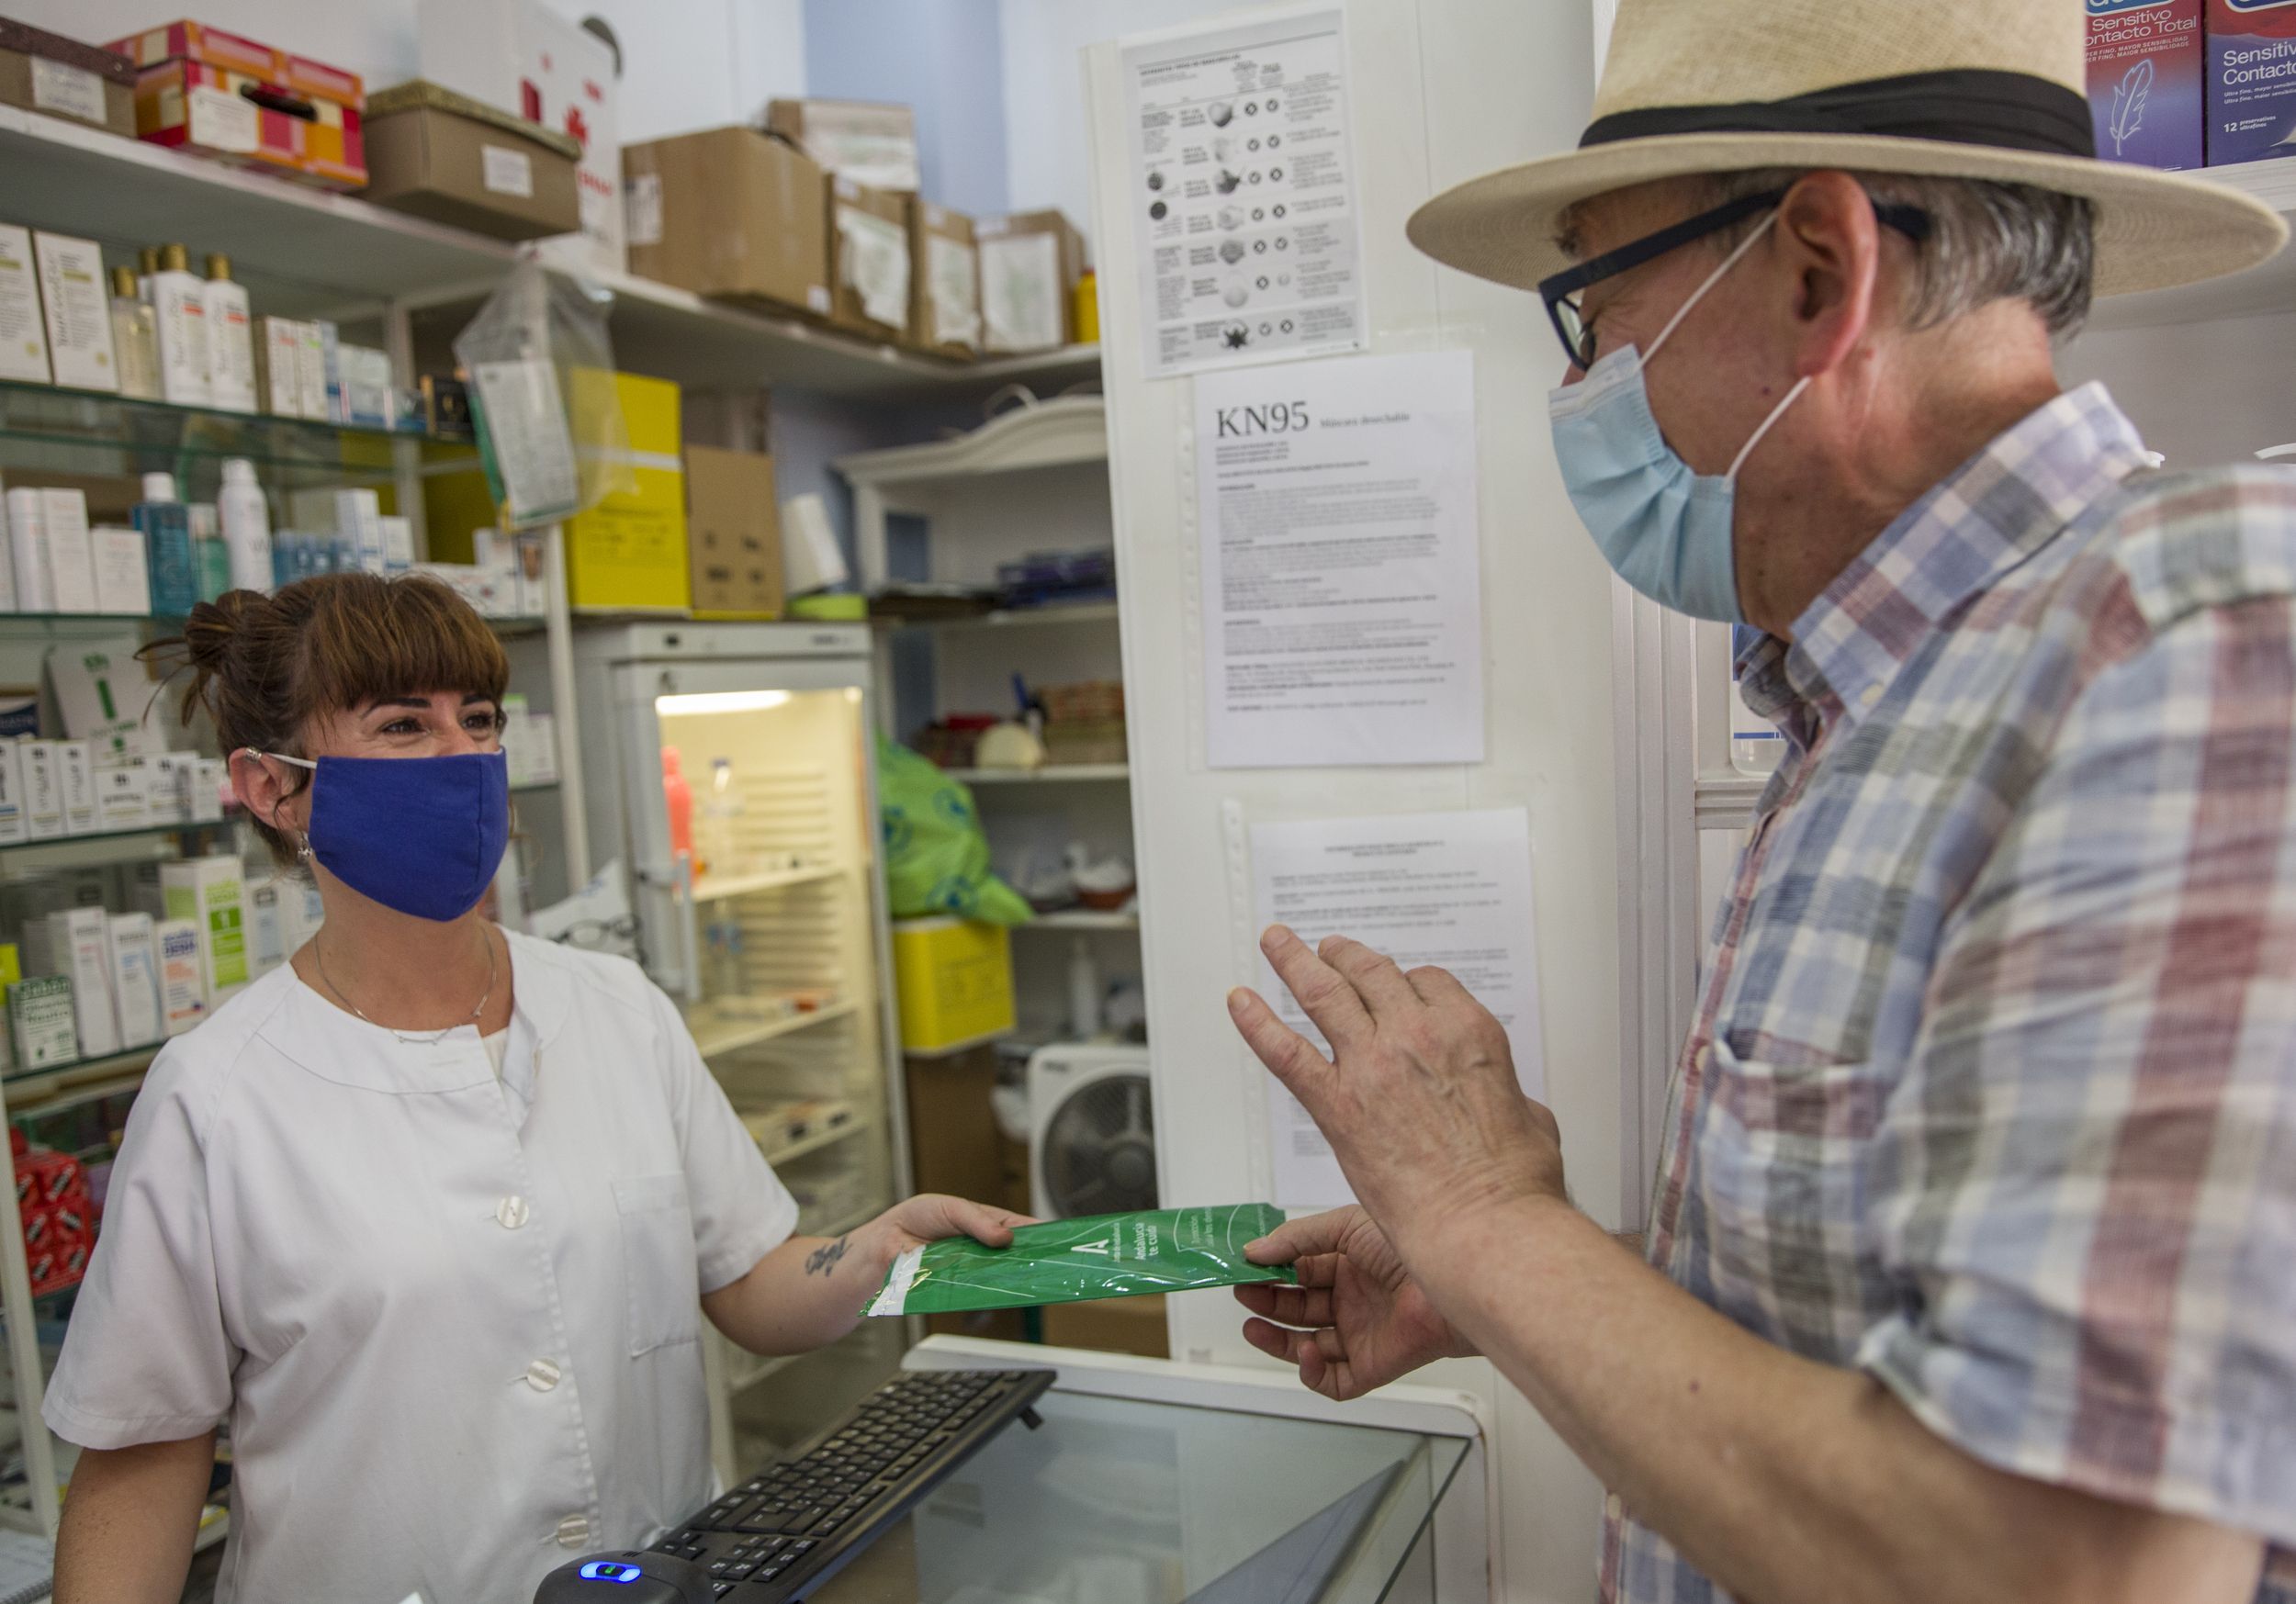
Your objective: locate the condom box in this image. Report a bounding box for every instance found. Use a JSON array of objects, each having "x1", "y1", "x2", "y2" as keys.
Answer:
[
  {"x1": 154, "y1": 916, "x2": 205, "y2": 1036},
  {"x1": 105, "y1": 912, "x2": 163, "y2": 1049},
  {"x1": 8, "y1": 975, "x2": 75, "y2": 1067},
  {"x1": 56, "y1": 740, "x2": 94, "y2": 836},
  {"x1": 163, "y1": 855, "x2": 247, "y2": 1003},
  {"x1": 2089, "y1": 0, "x2": 2205, "y2": 169},
  {"x1": 2208, "y1": 0, "x2": 2296, "y2": 163}
]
